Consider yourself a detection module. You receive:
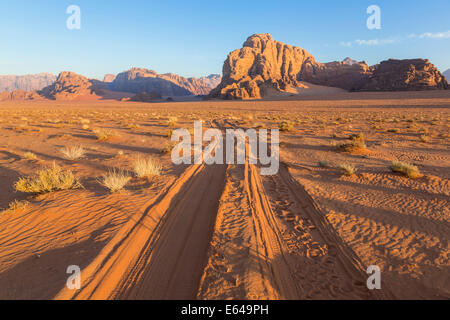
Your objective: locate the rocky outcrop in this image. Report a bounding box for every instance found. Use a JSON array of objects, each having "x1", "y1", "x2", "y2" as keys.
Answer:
[
  {"x1": 302, "y1": 60, "x2": 372, "y2": 91},
  {"x1": 0, "y1": 73, "x2": 56, "y2": 92},
  {"x1": 210, "y1": 34, "x2": 448, "y2": 99},
  {"x1": 358, "y1": 59, "x2": 448, "y2": 91},
  {"x1": 39, "y1": 71, "x2": 98, "y2": 100},
  {"x1": 210, "y1": 34, "x2": 317, "y2": 99},
  {"x1": 111, "y1": 68, "x2": 221, "y2": 96}
]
